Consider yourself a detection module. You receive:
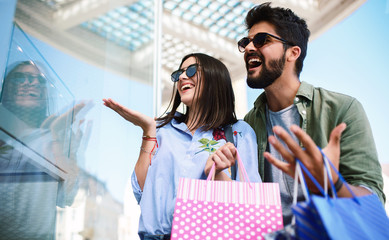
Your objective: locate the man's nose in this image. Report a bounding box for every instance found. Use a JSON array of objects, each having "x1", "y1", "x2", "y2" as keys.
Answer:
[{"x1": 245, "y1": 40, "x2": 257, "y2": 52}]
